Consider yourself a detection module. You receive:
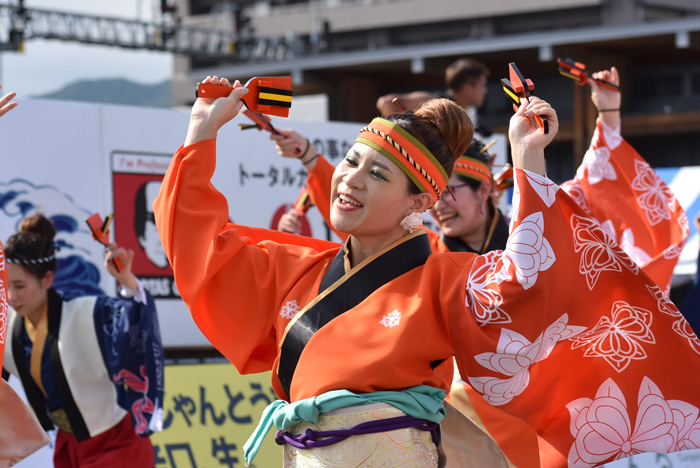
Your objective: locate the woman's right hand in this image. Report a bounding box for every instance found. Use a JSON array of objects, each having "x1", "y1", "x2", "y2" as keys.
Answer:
[
  {"x1": 271, "y1": 129, "x2": 312, "y2": 159},
  {"x1": 277, "y1": 209, "x2": 302, "y2": 234},
  {"x1": 271, "y1": 129, "x2": 319, "y2": 170},
  {"x1": 185, "y1": 76, "x2": 249, "y2": 146}
]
